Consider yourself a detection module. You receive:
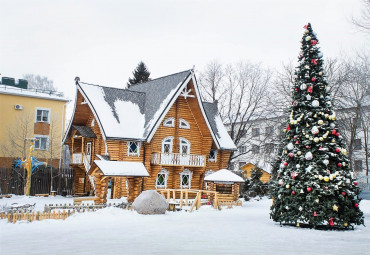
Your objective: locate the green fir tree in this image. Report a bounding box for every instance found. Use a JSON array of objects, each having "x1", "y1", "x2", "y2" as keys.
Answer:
[
  {"x1": 270, "y1": 23, "x2": 364, "y2": 229},
  {"x1": 127, "y1": 61, "x2": 151, "y2": 88}
]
